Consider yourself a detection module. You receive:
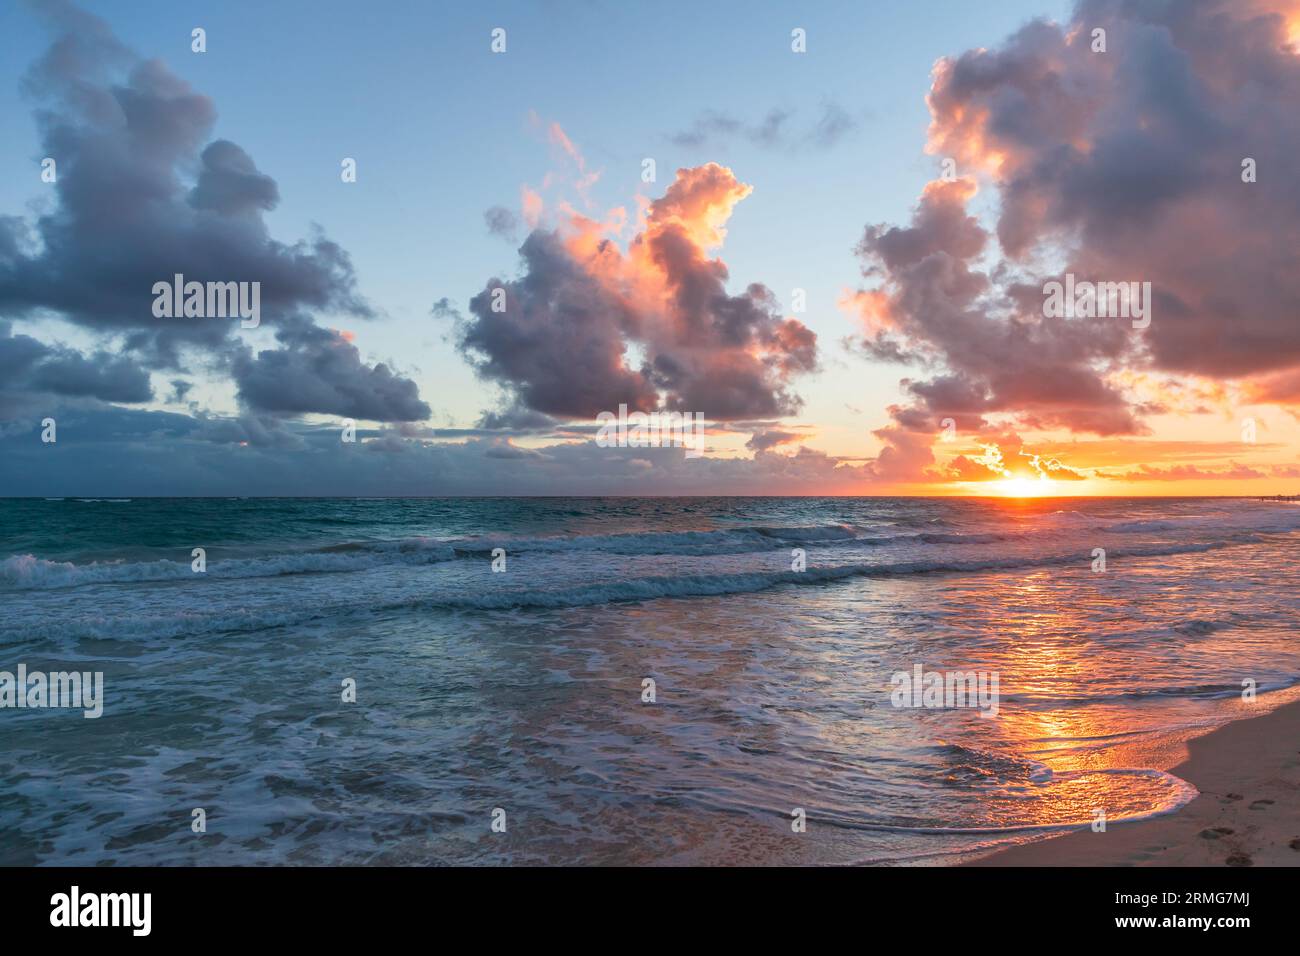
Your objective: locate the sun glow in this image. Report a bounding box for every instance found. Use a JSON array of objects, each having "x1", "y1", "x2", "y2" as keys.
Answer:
[{"x1": 991, "y1": 476, "x2": 1057, "y2": 497}]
